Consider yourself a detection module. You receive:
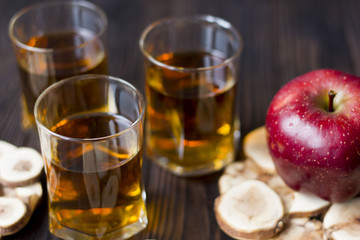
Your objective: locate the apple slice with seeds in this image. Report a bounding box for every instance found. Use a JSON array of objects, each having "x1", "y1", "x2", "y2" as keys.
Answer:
[
  {"x1": 215, "y1": 180, "x2": 285, "y2": 239},
  {"x1": 0, "y1": 197, "x2": 30, "y2": 236},
  {"x1": 323, "y1": 197, "x2": 360, "y2": 240},
  {"x1": 0, "y1": 147, "x2": 43, "y2": 187},
  {"x1": 243, "y1": 126, "x2": 276, "y2": 173}
]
